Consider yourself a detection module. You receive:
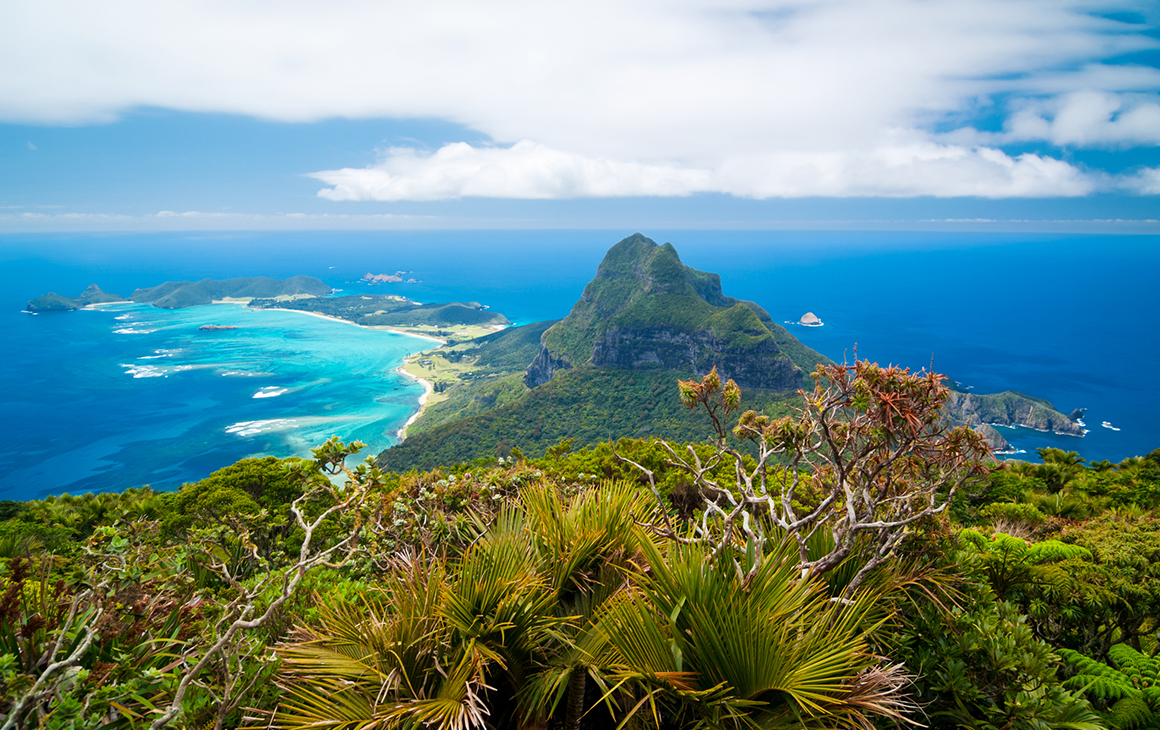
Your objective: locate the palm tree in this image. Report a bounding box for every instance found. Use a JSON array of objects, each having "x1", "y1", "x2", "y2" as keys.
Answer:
[
  {"x1": 269, "y1": 480, "x2": 654, "y2": 730},
  {"x1": 516, "y1": 480, "x2": 656, "y2": 730},
  {"x1": 586, "y1": 538, "x2": 914, "y2": 730}
]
